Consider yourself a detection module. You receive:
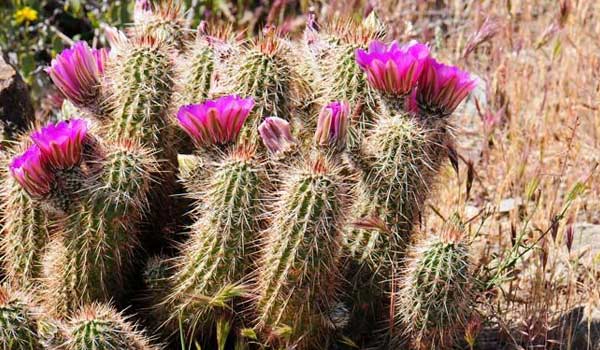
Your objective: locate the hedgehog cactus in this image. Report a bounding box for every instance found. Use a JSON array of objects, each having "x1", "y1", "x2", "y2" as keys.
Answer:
[
  {"x1": 219, "y1": 26, "x2": 311, "y2": 138},
  {"x1": 0, "y1": 5, "x2": 480, "y2": 349},
  {"x1": 0, "y1": 147, "x2": 49, "y2": 289},
  {"x1": 305, "y1": 14, "x2": 385, "y2": 150},
  {"x1": 0, "y1": 285, "x2": 45, "y2": 349},
  {"x1": 146, "y1": 96, "x2": 263, "y2": 338},
  {"x1": 64, "y1": 303, "x2": 159, "y2": 350},
  {"x1": 253, "y1": 111, "x2": 349, "y2": 349},
  {"x1": 394, "y1": 229, "x2": 474, "y2": 349}
]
